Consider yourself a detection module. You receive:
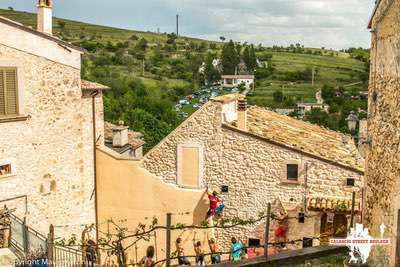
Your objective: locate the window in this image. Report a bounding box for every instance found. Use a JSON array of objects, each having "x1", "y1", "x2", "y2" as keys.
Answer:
[
  {"x1": 0, "y1": 163, "x2": 12, "y2": 177},
  {"x1": 0, "y1": 68, "x2": 18, "y2": 116},
  {"x1": 177, "y1": 144, "x2": 204, "y2": 188},
  {"x1": 248, "y1": 238, "x2": 260, "y2": 247},
  {"x1": 287, "y1": 164, "x2": 299, "y2": 180},
  {"x1": 221, "y1": 185, "x2": 229, "y2": 193},
  {"x1": 346, "y1": 178, "x2": 355, "y2": 186}
]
